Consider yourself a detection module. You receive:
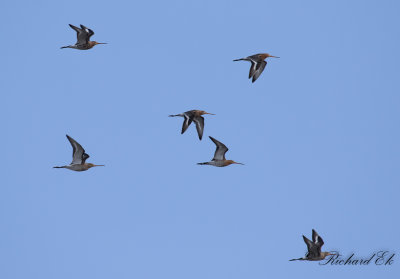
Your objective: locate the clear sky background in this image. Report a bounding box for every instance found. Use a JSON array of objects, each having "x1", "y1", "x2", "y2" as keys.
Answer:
[{"x1": 1, "y1": 0, "x2": 399, "y2": 278}]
